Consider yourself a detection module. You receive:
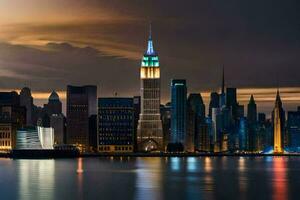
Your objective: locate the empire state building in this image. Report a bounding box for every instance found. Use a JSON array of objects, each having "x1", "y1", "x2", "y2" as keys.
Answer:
[{"x1": 137, "y1": 26, "x2": 163, "y2": 151}]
